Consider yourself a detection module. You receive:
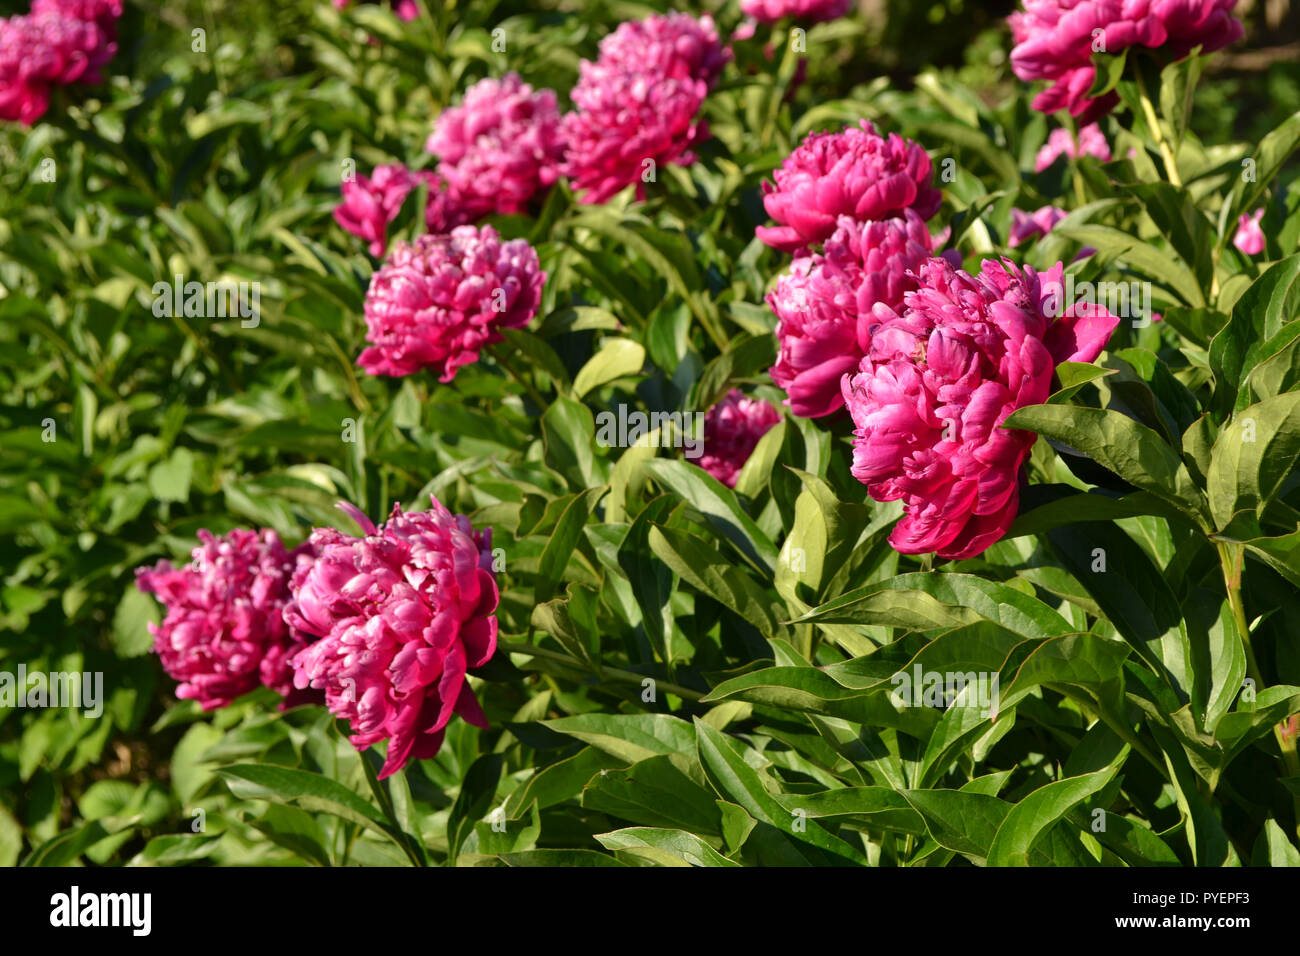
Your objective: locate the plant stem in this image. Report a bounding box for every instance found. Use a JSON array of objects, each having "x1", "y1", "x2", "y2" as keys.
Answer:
[
  {"x1": 1134, "y1": 71, "x2": 1182, "y2": 187},
  {"x1": 500, "y1": 640, "x2": 704, "y2": 701}
]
